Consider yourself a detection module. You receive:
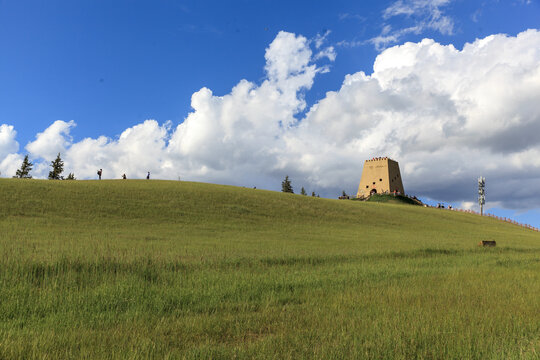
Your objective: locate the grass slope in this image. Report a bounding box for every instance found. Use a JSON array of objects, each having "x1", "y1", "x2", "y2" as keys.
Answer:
[
  {"x1": 364, "y1": 193, "x2": 422, "y2": 205},
  {"x1": 0, "y1": 178, "x2": 539, "y2": 359}
]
